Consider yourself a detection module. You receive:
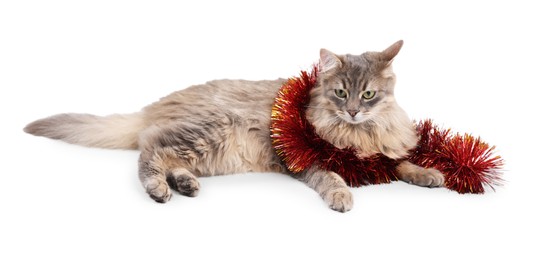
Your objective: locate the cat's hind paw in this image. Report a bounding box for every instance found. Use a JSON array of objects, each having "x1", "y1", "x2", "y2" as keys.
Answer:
[
  {"x1": 145, "y1": 178, "x2": 173, "y2": 203},
  {"x1": 167, "y1": 169, "x2": 200, "y2": 197}
]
